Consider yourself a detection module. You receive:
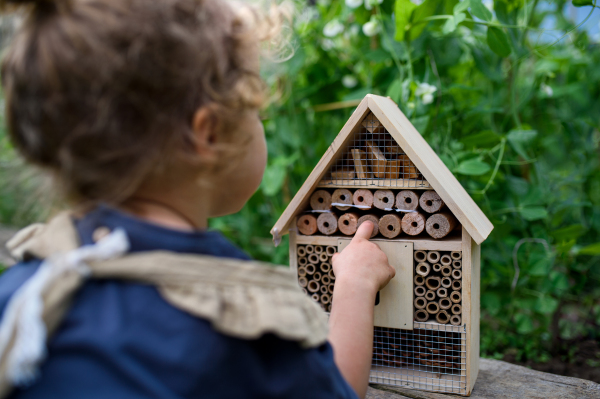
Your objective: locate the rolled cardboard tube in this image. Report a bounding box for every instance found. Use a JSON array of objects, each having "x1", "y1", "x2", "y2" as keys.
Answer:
[
  {"x1": 451, "y1": 251, "x2": 462, "y2": 260},
  {"x1": 414, "y1": 250, "x2": 427, "y2": 262},
  {"x1": 298, "y1": 257, "x2": 308, "y2": 266},
  {"x1": 426, "y1": 212, "x2": 458, "y2": 239},
  {"x1": 451, "y1": 304, "x2": 462, "y2": 315},
  {"x1": 297, "y1": 215, "x2": 318, "y2": 235},
  {"x1": 314, "y1": 245, "x2": 324, "y2": 254},
  {"x1": 328, "y1": 269, "x2": 335, "y2": 280},
  {"x1": 436, "y1": 310, "x2": 450, "y2": 324},
  {"x1": 308, "y1": 254, "x2": 320, "y2": 264},
  {"x1": 440, "y1": 254, "x2": 452, "y2": 266},
  {"x1": 374, "y1": 189, "x2": 395, "y2": 210},
  {"x1": 320, "y1": 285, "x2": 328, "y2": 295},
  {"x1": 320, "y1": 262, "x2": 331, "y2": 273},
  {"x1": 357, "y1": 214, "x2": 379, "y2": 238},
  {"x1": 452, "y1": 260, "x2": 462, "y2": 269},
  {"x1": 452, "y1": 280, "x2": 462, "y2": 291},
  {"x1": 396, "y1": 190, "x2": 420, "y2": 212},
  {"x1": 305, "y1": 245, "x2": 315, "y2": 254},
  {"x1": 328, "y1": 284, "x2": 334, "y2": 294},
  {"x1": 416, "y1": 262, "x2": 431, "y2": 277},
  {"x1": 439, "y1": 297, "x2": 452, "y2": 310},
  {"x1": 426, "y1": 301, "x2": 439, "y2": 315},
  {"x1": 308, "y1": 280, "x2": 320, "y2": 293},
  {"x1": 450, "y1": 291, "x2": 461, "y2": 303},
  {"x1": 452, "y1": 269, "x2": 462, "y2": 280},
  {"x1": 313, "y1": 272, "x2": 322, "y2": 282},
  {"x1": 437, "y1": 287, "x2": 448, "y2": 298},
  {"x1": 441, "y1": 265, "x2": 452, "y2": 277},
  {"x1": 317, "y1": 213, "x2": 338, "y2": 236},
  {"x1": 311, "y1": 293, "x2": 320, "y2": 302},
  {"x1": 427, "y1": 251, "x2": 440, "y2": 264},
  {"x1": 297, "y1": 246, "x2": 306, "y2": 257},
  {"x1": 414, "y1": 275, "x2": 425, "y2": 286},
  {"x1": 425, "y1": 290, "x2": 436, "y2": 301},
  {"x1": 319, "y1": 252, "x2": 329, "y2": 262},
  {"x1": 415, "y1": 309, "x2": 429, "y2": 322},
  {"x1": 414, "y1": 286, "x2": 426, "y2": 297},
  {"x1": 414, "y1": 297, "x2": 427, "y2": 309},
  {"x1": 338, "y1": 212, "x2": 359, "y2": 236},
  {"x1": 321, "y1": 275, "x2": 331, "y2": 285},
  {"x1": 298, "y1": 266, "x2": 307, "y2": 277},
  {"x1": 326, "y1": 246, "x2": 337, "y2": 256},
  {"x1": 441, "y1": 277, "x2": 452, "y2": 288},
  {"x1": 302, "y1": 287, "x2": 308, "y2": 295},
  {"x1": 419, "y1": 190, "x2": 445, "y2": 213},
  {"x1": 353, "y1": 189, "x2": 374, "y2": 209},
  {"x1": 379, "y1": 214, "x2": 402, "y2": 238},
  {"x1": 425, "y1": 276, "x2": 441, "y2": 290},
  {"x1": 305, "y1": 264, "x2": 316, "y2": 275},
  {"x1": 321, "y1": 294, "x2": 331, "y2": 304},
  {"x1": 310, "y1": 190, "x2": 332, "y2": 211},
  {"x1": 432, "y1": 263, "x2": 441, "y2": 272},
  {"x1": 450, "y1": 315, "x2": 462, "y2": 326},
  {"x1": 402, "y1": 212, "x2": 426, "y2": 236},
  {"x1": 332, "y1": 189, "x2": 353, "y2": 211}
]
